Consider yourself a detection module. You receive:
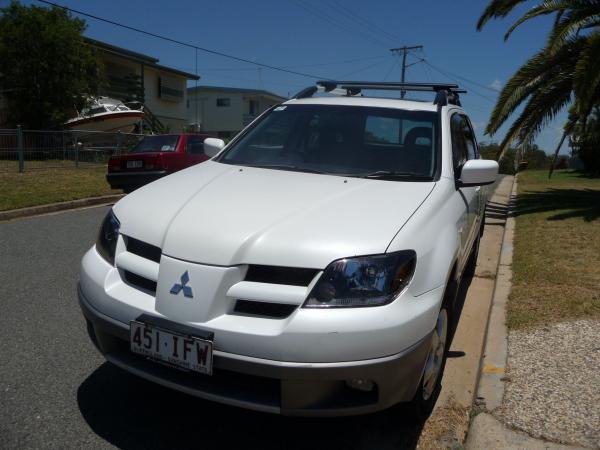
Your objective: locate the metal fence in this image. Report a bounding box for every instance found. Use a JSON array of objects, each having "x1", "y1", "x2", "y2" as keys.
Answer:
[{"x1": 0, "y1": 127, "x2": 144, "y2": 172}]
